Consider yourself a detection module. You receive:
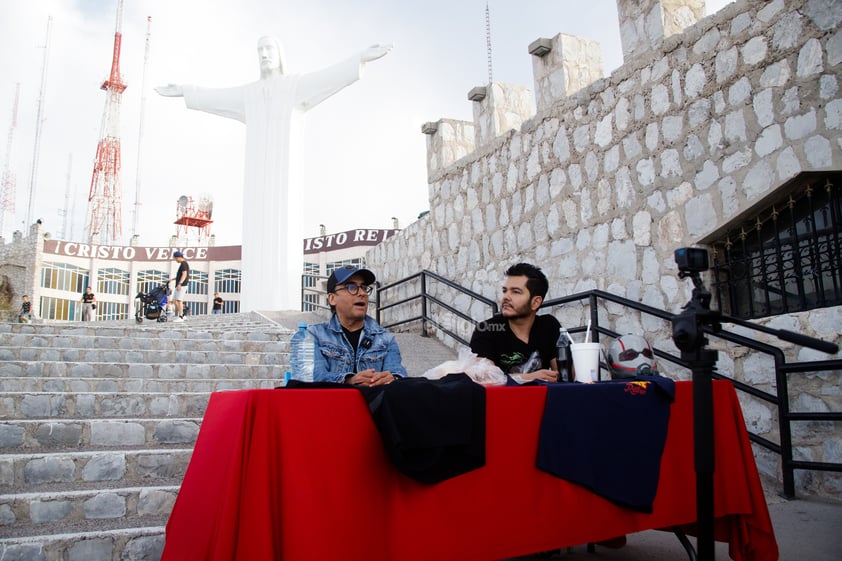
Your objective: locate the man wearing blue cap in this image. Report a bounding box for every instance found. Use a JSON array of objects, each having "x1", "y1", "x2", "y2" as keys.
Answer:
[
  {"x1": 169, "y1": 251, "x2": 190, "y2": 322},
  {"x1": 308, "y1": 265, "x2": 407, "y2": 385}
]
